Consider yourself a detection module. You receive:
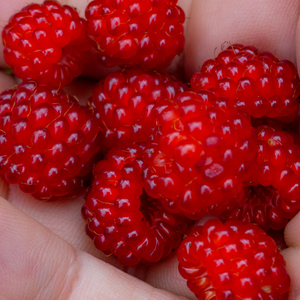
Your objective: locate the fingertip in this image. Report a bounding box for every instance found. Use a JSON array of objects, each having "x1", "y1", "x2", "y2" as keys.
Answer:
[
  {"x1": 284, "y1": 212, "x2": 300, "y2": 248},
  {"x1": 295, "y1": 12, "x2": 300, "y2": 75},
  {"x1": 282, "y1": 247, "x2": 300, "y2": 300},
  {"x1": 184, "y1": 0, "x2": 300, "y2": 80}
]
